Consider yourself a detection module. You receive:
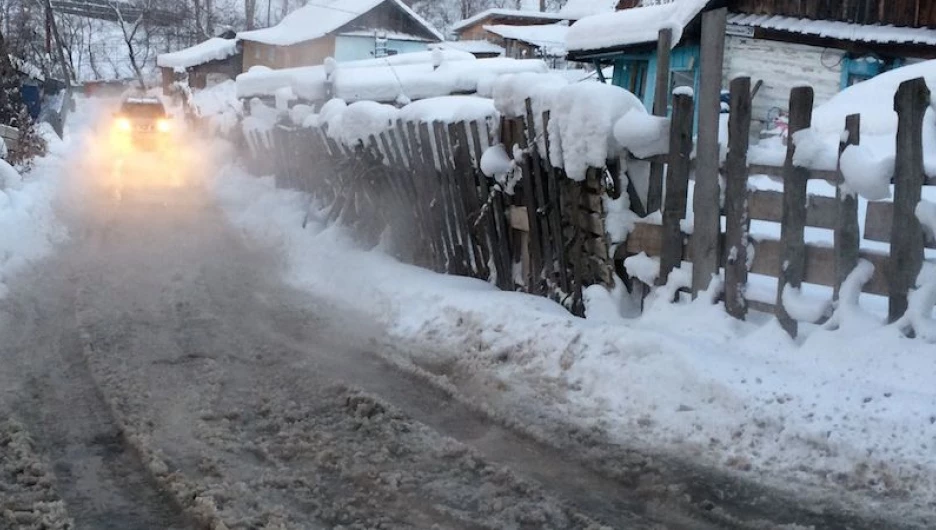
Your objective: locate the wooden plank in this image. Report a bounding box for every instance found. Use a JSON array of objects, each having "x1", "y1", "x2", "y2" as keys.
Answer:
[
  {"x1": 747, "y1": 164, "x2": 840, "y2": 183},
  {"x1": 690, "y1": 7, "x2": 728, "y2": 296},
  {"x1": 470, "y1": 120, "x2": 511, "y2": 289},
  {"x1": 509, "y1": 206, "x2": 529, "y2": 232},
  {"x1": 435, "y1": 120, "x2": 471, "y2": 275},
  {"x1": 835, "y1": 114, "x2": 862, "y2": 300},
  {"x1": 646, "y1": 27, "x2": 672, "y2": 214},
  {"x1": 451, "y1": 122, "x2": 490, "y2": 279},
  {"x1": 514, "y1": 116, "x2": 544, "y2": 294},
  {"x1": 542, "y1": 110, "x2": 569, "y2": 294},
  {"x1": 658, "y1": 92, "x2": 693, "y2": 288},
  {"x1": 864, "y1": 201, "x2": 936, "y2": 248},
  {"x1": 580, "y1": 192, "x2": 604, "y2": 213},
  {"x1": 889, "y1": 77, "x2": 930, "y2": 323},
  {"x1": 724, "y1": 76, "x2": 752, "y2": 320},
  {"x1": 577, "y1": 211, "x2": 605, "y2": 237},
  {"x1": 624, "y1": 223, "x2": 892, "y2": 297},
  {"x1": 776, "y1": 86, "x2": 815, "y2": 338},
  {"x1": 415, "y1": 121, "x2": 451, "y2": 271},
  {"x1": 568, "y1": 179, "x2": 586, "y2": 315},
  {"x1": 525, "y1": 98, "x2": 555, "y2": 286},
  {"x1": 748, "y1": 190, "x2": 839, "y2": 229}
]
